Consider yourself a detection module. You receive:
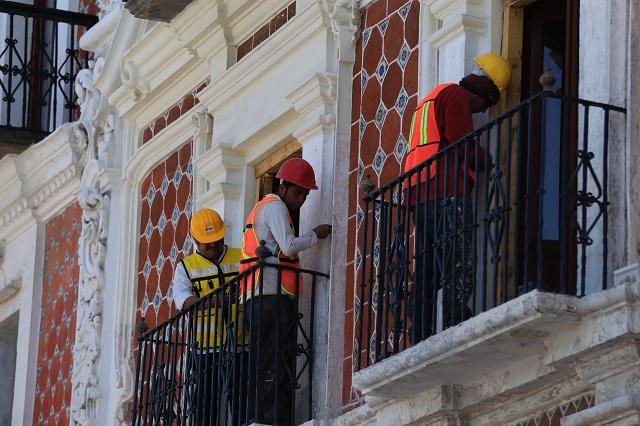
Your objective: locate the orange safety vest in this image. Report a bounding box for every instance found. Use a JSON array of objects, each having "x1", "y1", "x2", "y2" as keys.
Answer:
[
  {"x1": 405, "y1": 83, "x2": 479, "y2": 189},
  {"x1": 239, "y1": 194, "x2": 301, "y2": 297},
  {"x1": 404, "y1": 83, "x2": 455, "y2": 187}
]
